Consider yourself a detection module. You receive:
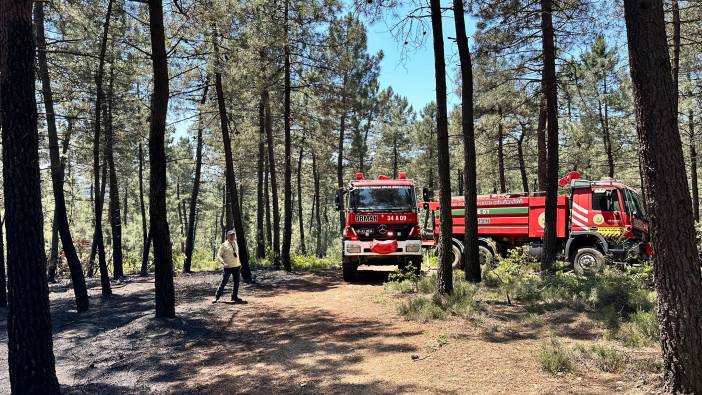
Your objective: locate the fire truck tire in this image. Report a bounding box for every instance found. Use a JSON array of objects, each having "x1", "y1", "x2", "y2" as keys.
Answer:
[
  {"x1": 342, "y1": 258, "x2": 357, "y2": 282},
  {"x1": 573, "y1": 248, "x2": 605, "y2": 275},
  {"x1": 450, "y1": 244, "x2": 464, "y2": 270},
  {"x1": 479, "y1": 245, "x2": 496, "y2": 269}
]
